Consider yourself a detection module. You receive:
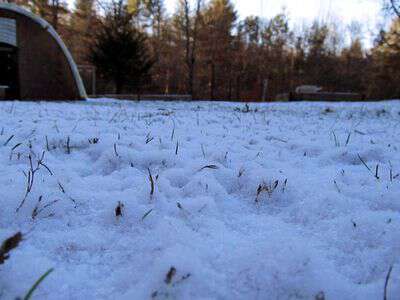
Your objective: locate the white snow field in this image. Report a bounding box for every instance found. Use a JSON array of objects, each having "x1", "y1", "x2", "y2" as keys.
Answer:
[{"x1": 0, "y1": 99, "x2": 399, "y2": 300}]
